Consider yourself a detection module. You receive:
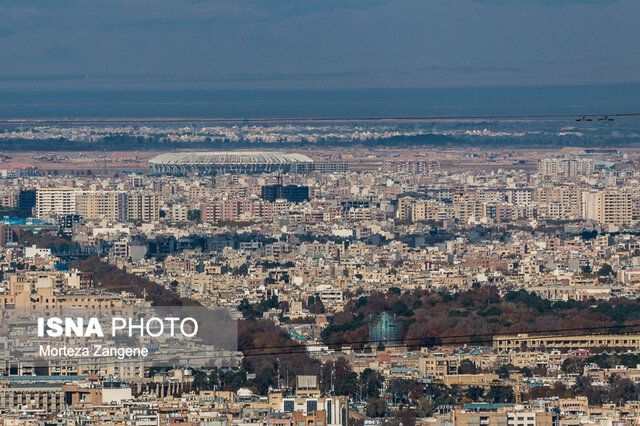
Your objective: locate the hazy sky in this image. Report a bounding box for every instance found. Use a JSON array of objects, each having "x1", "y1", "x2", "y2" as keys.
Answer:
[{"x1": 0, "y1": 0, "x2": 638, "y2": 90}]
